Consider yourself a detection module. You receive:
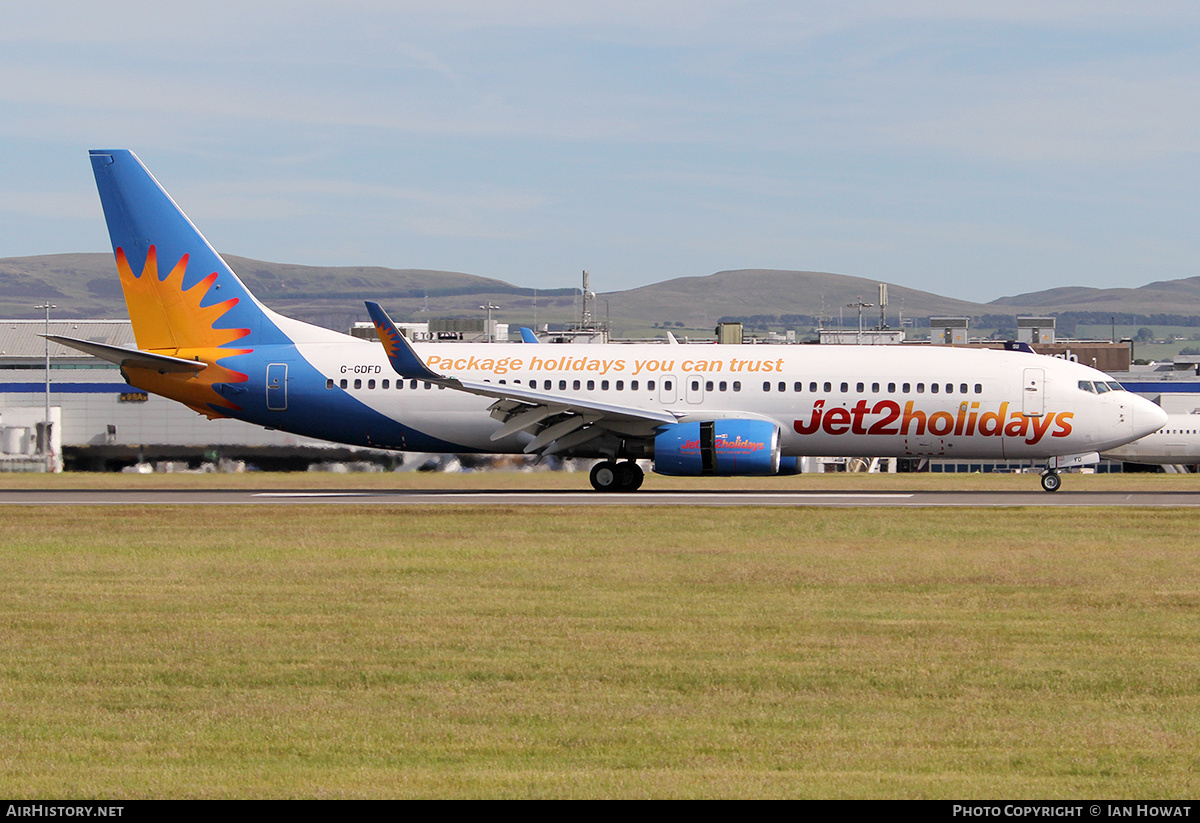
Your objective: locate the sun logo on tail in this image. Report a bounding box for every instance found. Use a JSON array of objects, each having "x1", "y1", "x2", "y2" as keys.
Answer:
[{"x1": 116, "y1": 245, "x2": 252, "y2": 417}]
